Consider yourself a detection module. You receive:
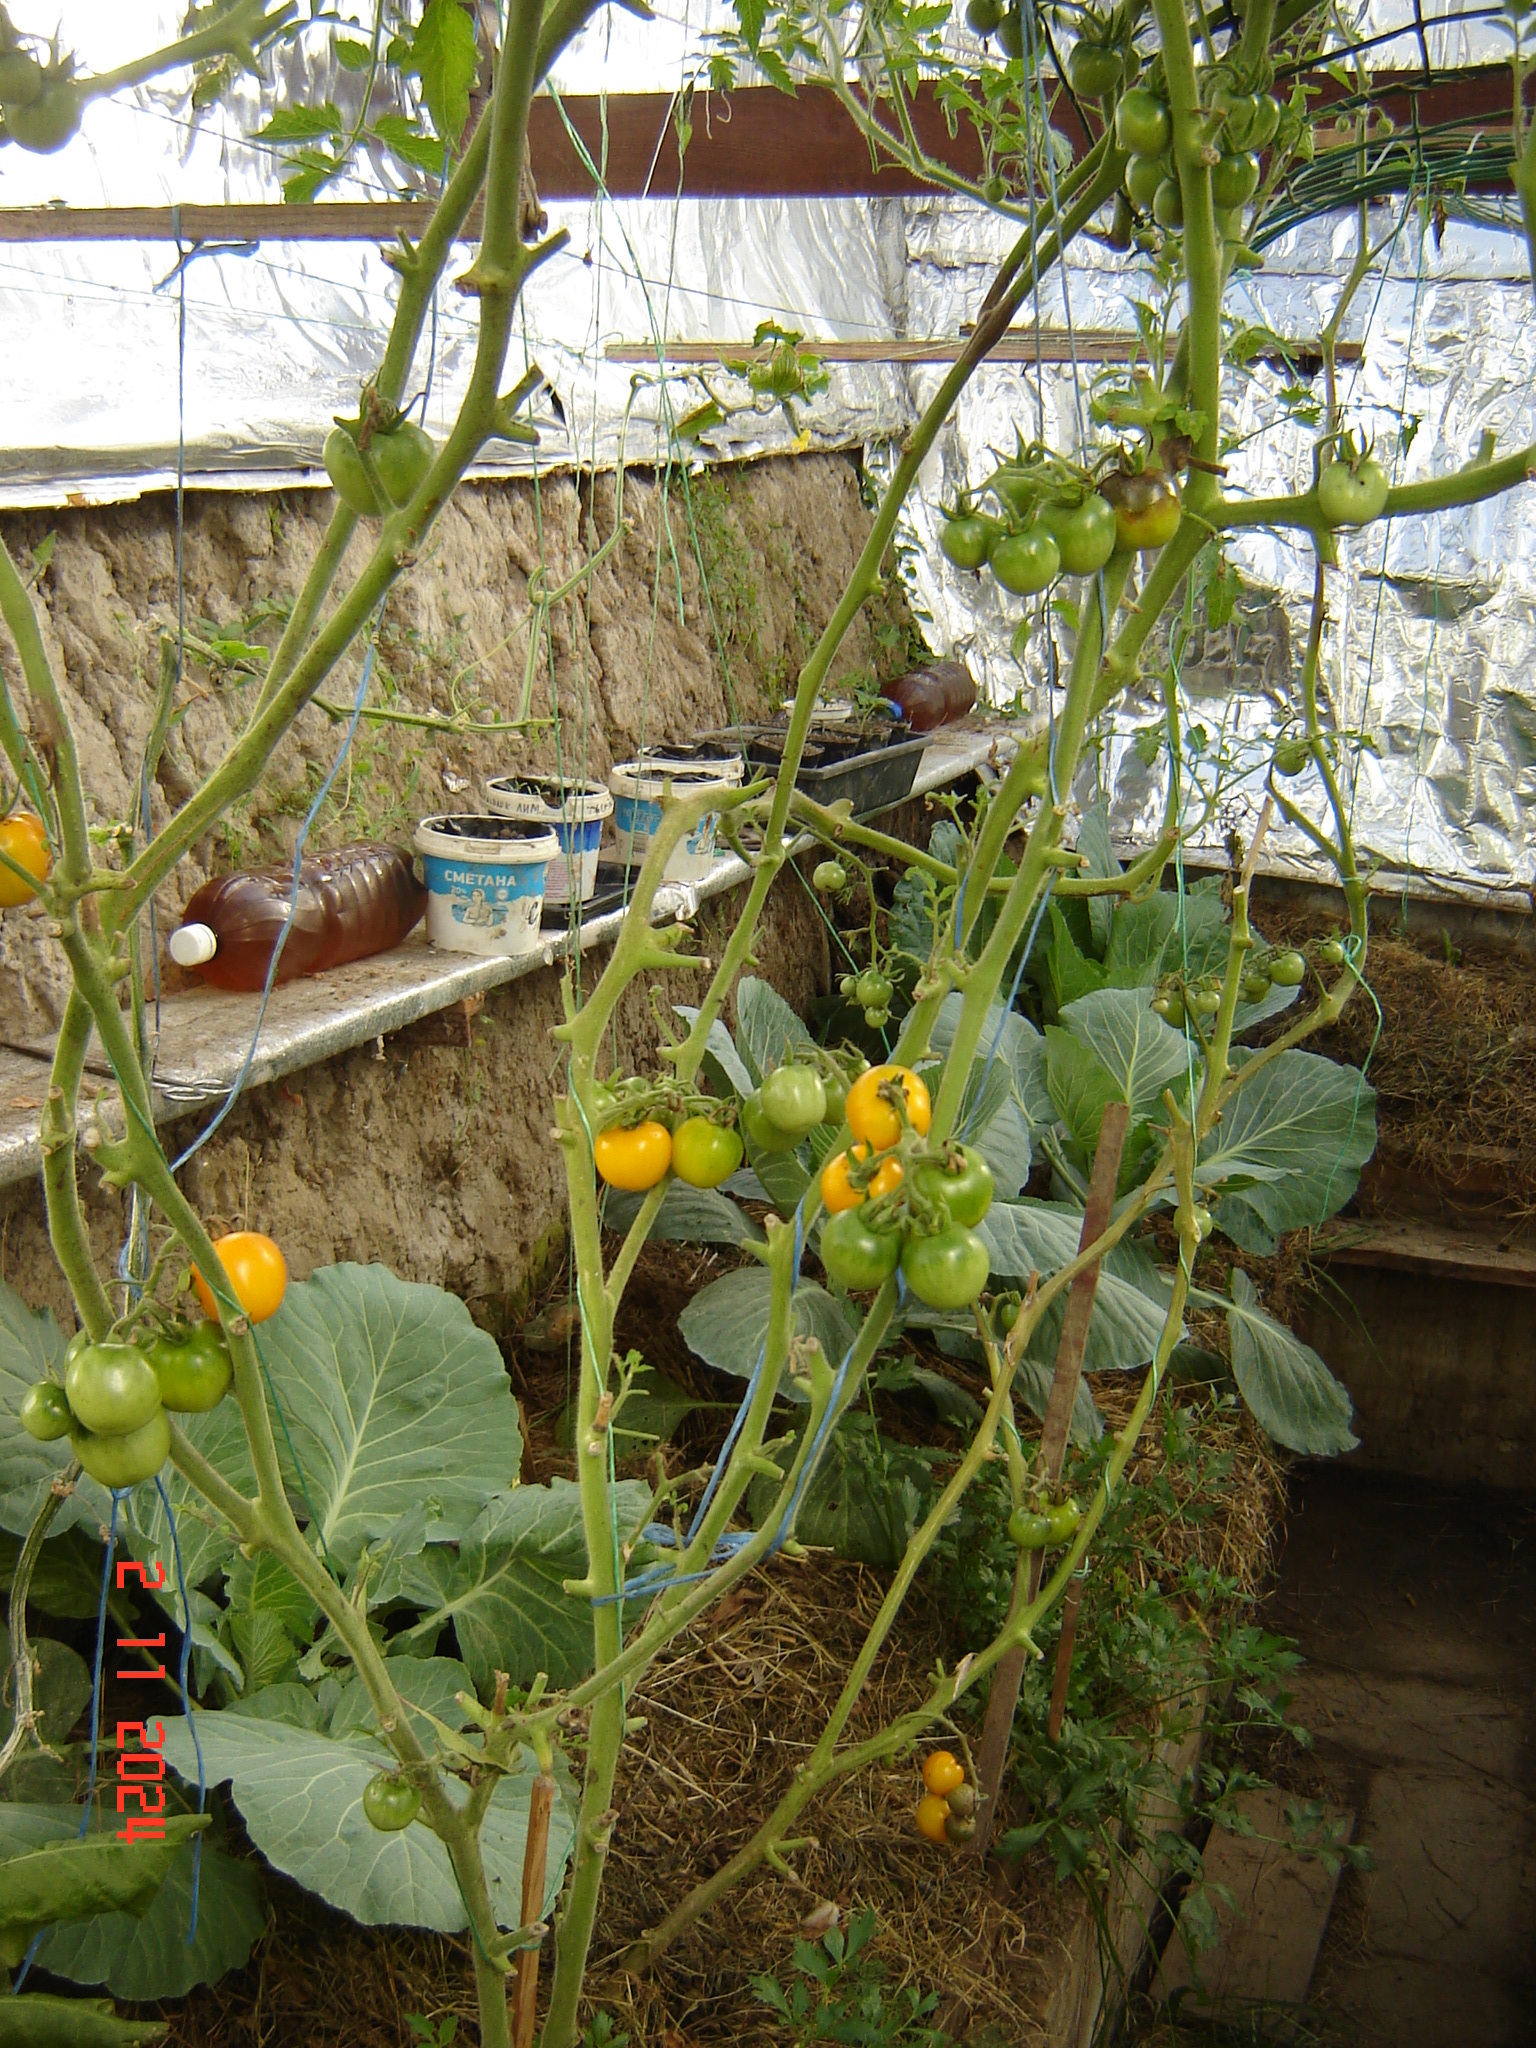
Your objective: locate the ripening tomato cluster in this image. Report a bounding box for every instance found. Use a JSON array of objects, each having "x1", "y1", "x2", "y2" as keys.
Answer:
[
  {"x1": 17, "y1": 1232, "x2": 286, "y2": 1489},
  {"x1": 818, "y1": 1067, "x2": 995, "y2": 1312},
  {"x1": 941, "y1": 462, "x2": 1182, "y2": 606},
  {"x1": 915, "y1": 1748, "x2": 978, "y2": 1847}
]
